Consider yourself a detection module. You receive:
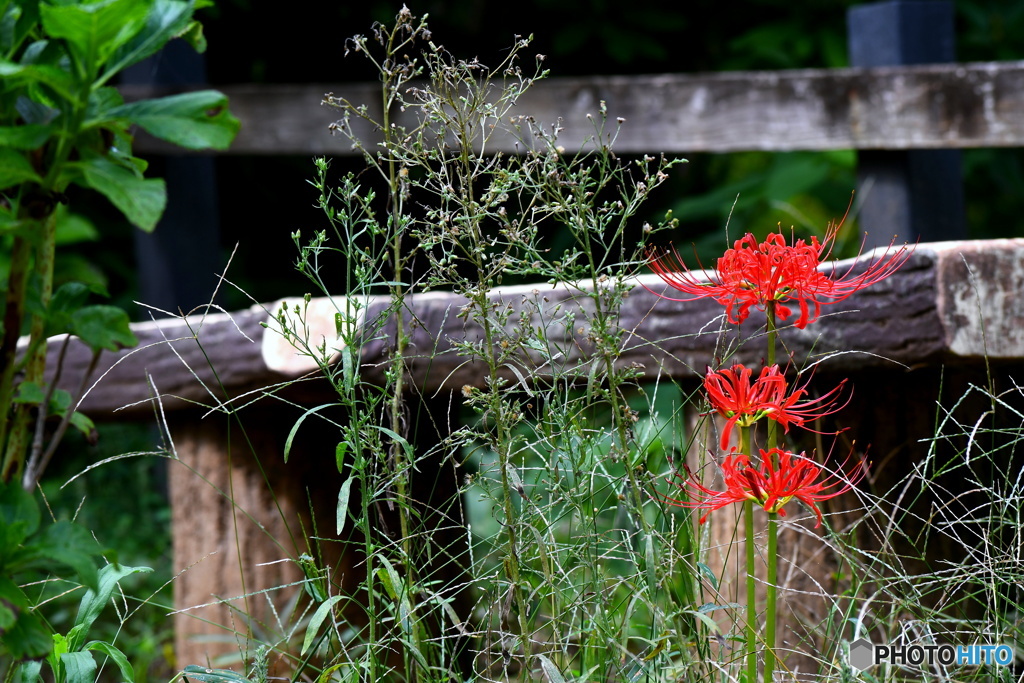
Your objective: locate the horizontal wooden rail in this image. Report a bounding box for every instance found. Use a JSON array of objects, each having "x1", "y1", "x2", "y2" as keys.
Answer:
[
  {"x1": 25, "y1": 239, "x2": 1024, "y2": 418},
  {"x1": 121, "y1": 61, "x2": 1024, "y2": 155}
]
